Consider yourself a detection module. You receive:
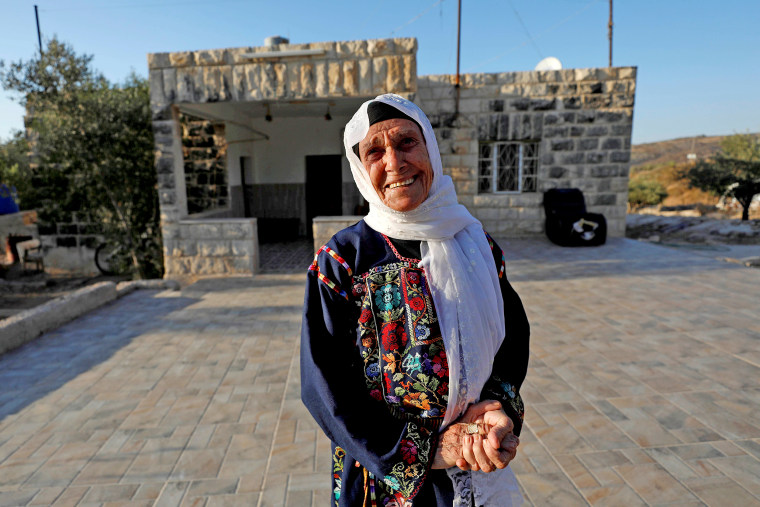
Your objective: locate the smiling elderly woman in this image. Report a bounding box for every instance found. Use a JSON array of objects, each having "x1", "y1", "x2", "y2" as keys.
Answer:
[{"x1": 301, "y1": 94, "x2": 530, "y2": 507}]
